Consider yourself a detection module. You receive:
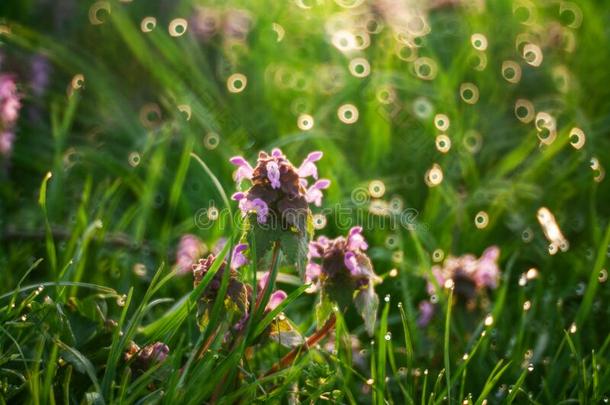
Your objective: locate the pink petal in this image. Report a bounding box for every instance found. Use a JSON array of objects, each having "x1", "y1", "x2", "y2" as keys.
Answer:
[{"x1": 266, "y1": 290, "x2": 287, "y2": 311}]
